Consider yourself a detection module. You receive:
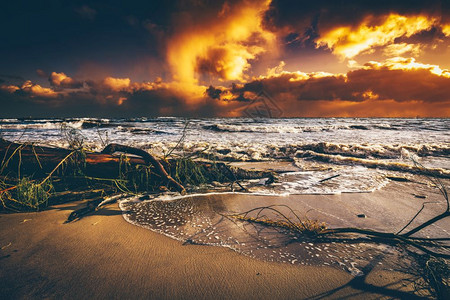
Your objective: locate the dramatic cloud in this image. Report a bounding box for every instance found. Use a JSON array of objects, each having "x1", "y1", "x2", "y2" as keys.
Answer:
[
  {"x1": 0, "y1": 73, "x2": 239, "y2": 117},
  {"x1": 2, "y1": 0, "x2": 450, "y2": 117},
  {"x1": 208, "y1": 58, "x2": 450, "y2": 117},
  {"x1": 0, "y1": 85, "x2": 20, "y2": 94},
  {"x1": 1, "y1": 57, "x2": 450, "y2": 118},
  {"x1": 263, "y1": 0, "x2": 444, "y2": 34},
  {"x1": 49, "y1": 72, "x2": 83, "y2": 89},
  {"x1": 442, "y1": 24, "x2": 450, "y2": 36},
  {"x1": 102, "y1": 77, "x2": 131, "y2": 92},
  {"x1": 364, "y1": 57, "x2": 450, "y2": 78},
  {"x1": 316, "y1": 14, "x2": 437, "y2": 59},
  {"x1": 262, "y1": 1, "x2": 450, "y2": 66},
  {"x1": 19, "y1": 80, "x2": 59, "y2": 99},
  {"x1": 167, "y1": 0, "x2": 276, "y2": 84},
  {"x1": 382, "y1": 43, "x2": 422, "y2": 57}
]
